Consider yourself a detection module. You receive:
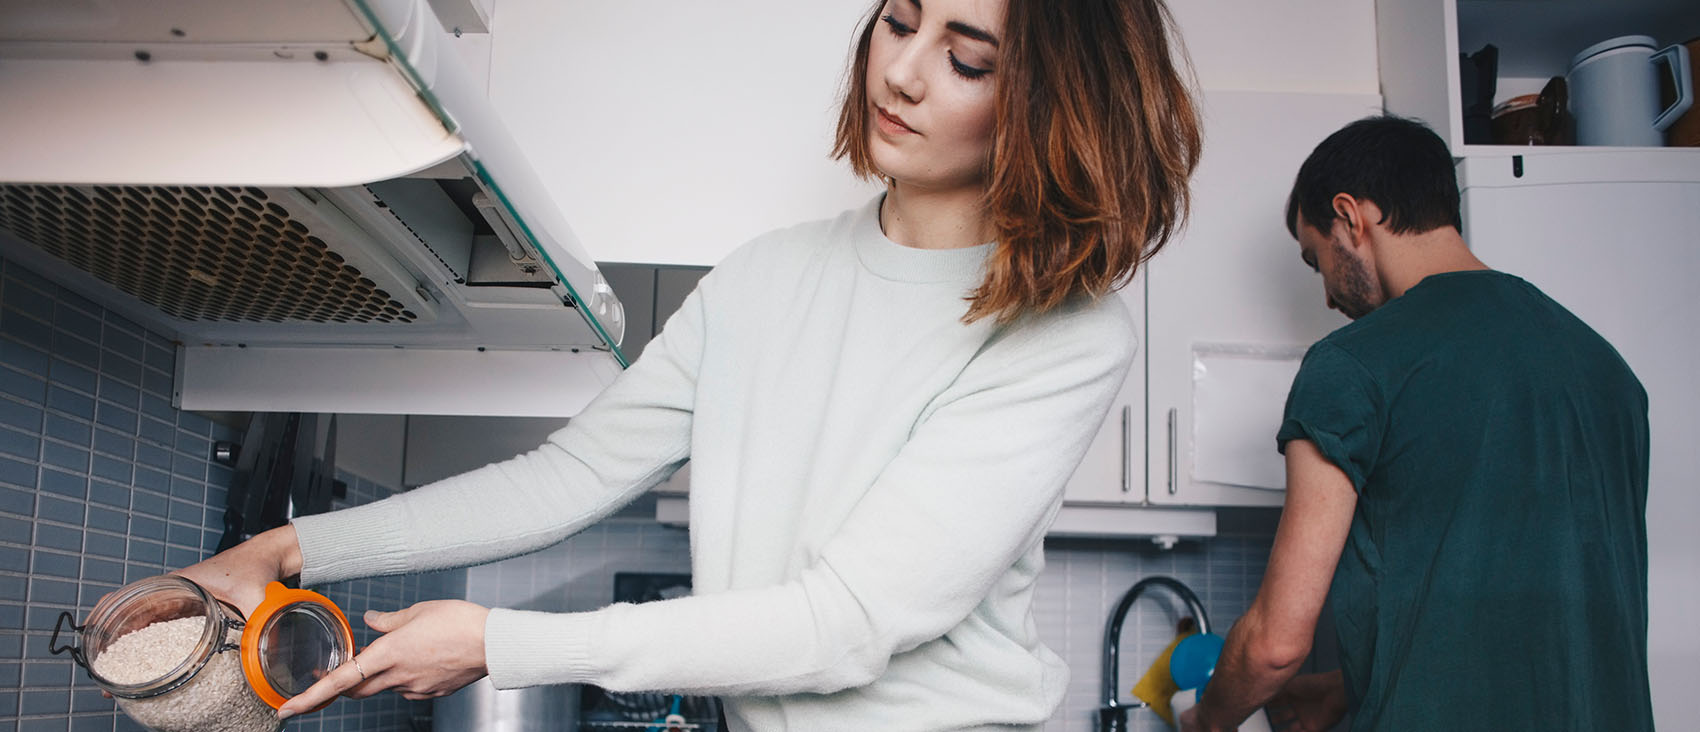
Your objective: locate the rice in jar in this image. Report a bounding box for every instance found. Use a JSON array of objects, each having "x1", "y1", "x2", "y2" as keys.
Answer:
[{"x1": 50, "y1": 575, "x2": 354, "y2": 732}]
